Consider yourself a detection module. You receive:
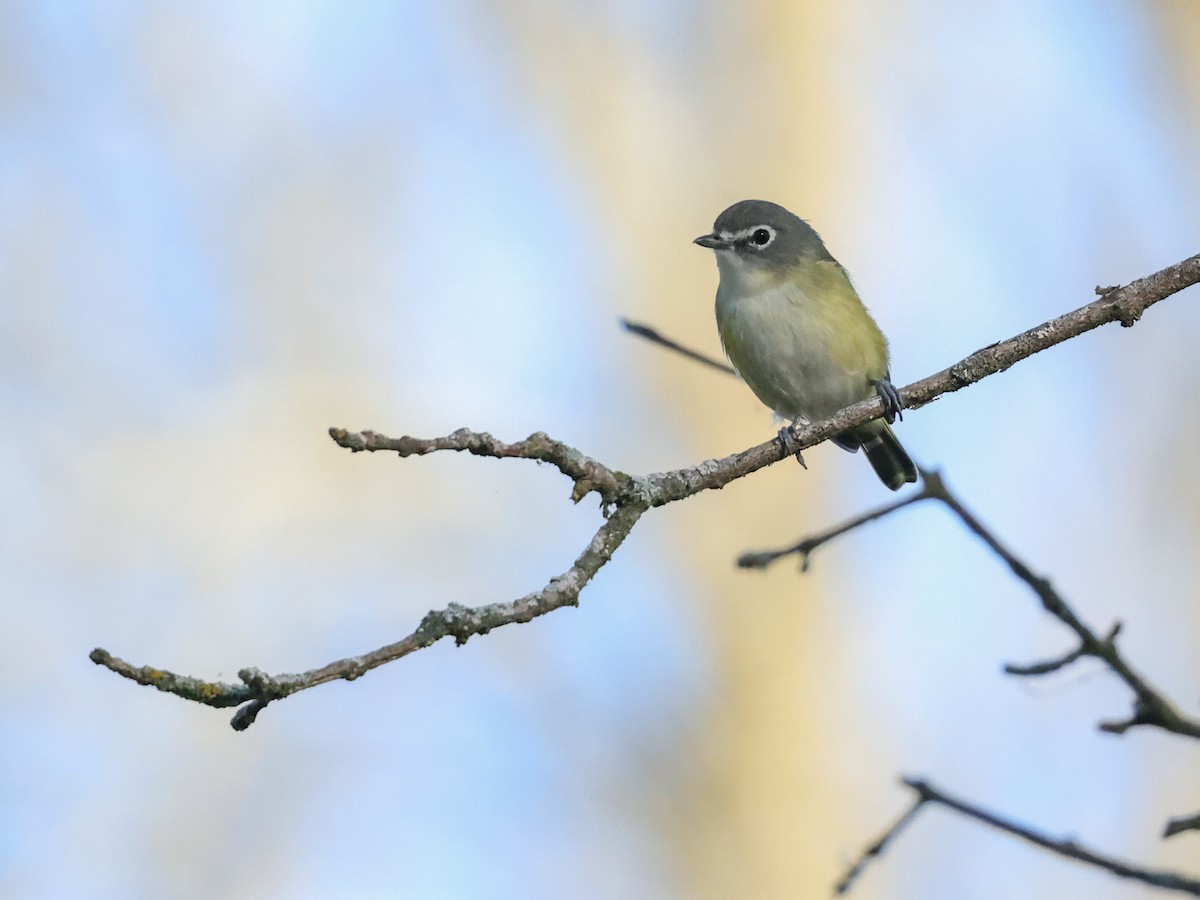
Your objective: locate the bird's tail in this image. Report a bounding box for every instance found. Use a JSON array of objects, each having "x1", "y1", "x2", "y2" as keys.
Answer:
[{"x1": 839, "y1": 422, "x2": 918, "y2": 491}]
